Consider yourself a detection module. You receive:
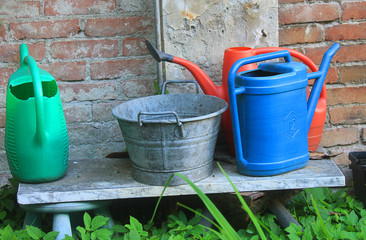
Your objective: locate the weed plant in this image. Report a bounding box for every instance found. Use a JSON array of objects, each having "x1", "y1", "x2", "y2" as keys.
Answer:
[{"x1": 0, "y1": 165, "x2": 365, "y2": 239}]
